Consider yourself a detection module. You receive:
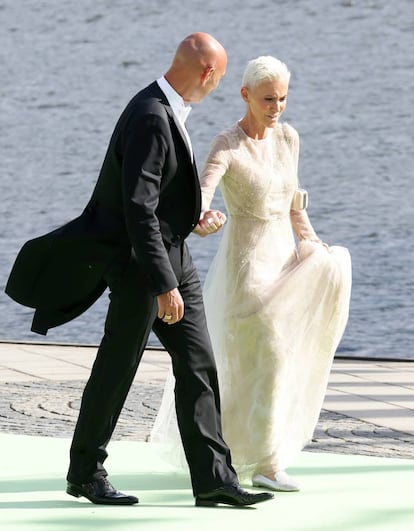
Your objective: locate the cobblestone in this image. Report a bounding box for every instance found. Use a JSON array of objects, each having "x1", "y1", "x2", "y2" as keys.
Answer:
[{"x1": 1, "y1": 379, "x2": 414, "y2": 460}]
